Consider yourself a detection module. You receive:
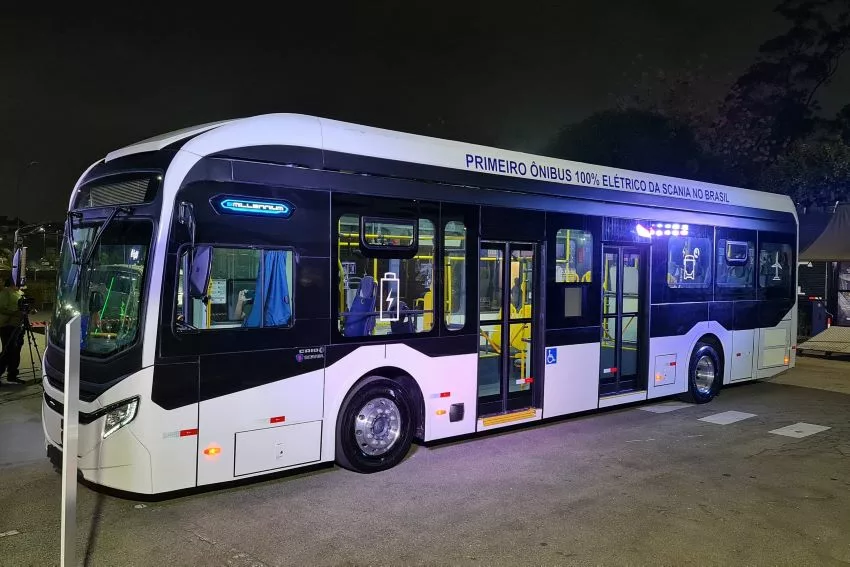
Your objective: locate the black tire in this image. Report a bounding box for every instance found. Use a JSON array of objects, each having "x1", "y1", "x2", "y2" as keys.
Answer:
[
  {"x1": 681, "y1": 341, "x2": 722, "y2": 404},
  {"x1": 335, "y1": 376, "x2": 414, "y2": 473}
]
